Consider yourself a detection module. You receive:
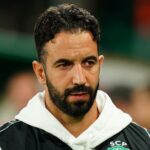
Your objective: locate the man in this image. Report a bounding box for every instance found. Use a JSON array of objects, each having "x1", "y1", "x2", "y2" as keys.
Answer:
[{"x1": 0, "y1": 4, "x2": 149, "y2": 150}]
